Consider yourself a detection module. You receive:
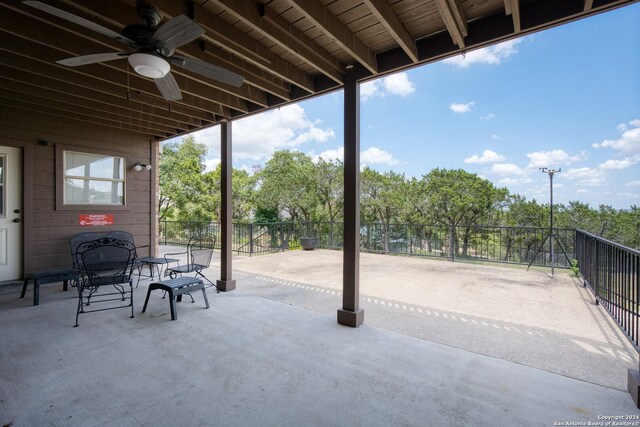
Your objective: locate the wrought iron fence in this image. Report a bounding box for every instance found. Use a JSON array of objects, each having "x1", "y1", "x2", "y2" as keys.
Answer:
[
  {"x1": 159, "y1": 220, "x2": 575, "y2": 267},
  {"x1": 575, "y1": 229, "x2": 640, "y2": 348},
  {"x1": 357, "y1": 223, "x2": 575, "y2": 267}
]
